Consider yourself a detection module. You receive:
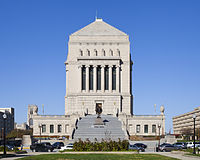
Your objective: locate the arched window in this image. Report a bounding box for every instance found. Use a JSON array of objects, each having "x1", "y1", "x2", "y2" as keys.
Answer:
[
  {"x1": 80, "y1": 50, "x2": 83, "y2": 56},
  {"x1": 94, "y1": 49, "x2": 97, "y2": 56},
  {"x1": 102, "y1": 49, "x2": 106, "y2": 56},
  {"x1": 110, "y1": 49, "x2": 113, "y2": 56},
  {"x1": 117, "y1": 49, "x2": 120, "y2": 56}
]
